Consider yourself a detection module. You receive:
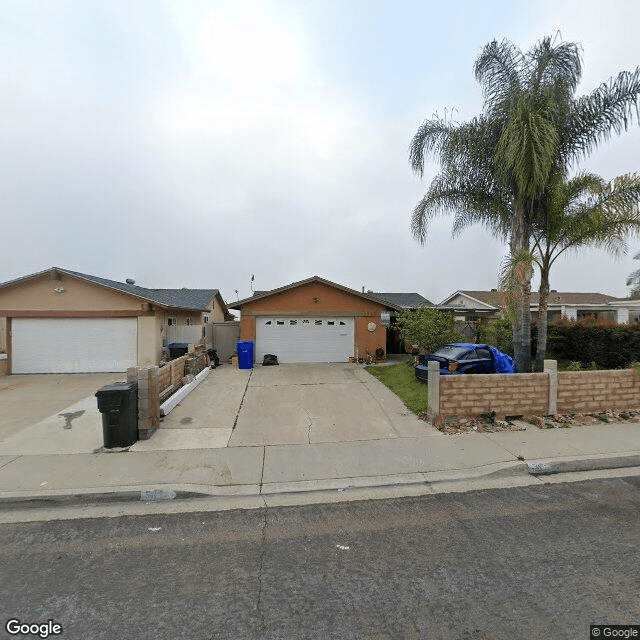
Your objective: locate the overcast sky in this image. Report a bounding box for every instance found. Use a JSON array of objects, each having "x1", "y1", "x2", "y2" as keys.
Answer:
[{"x1": 2, "y1": 0, "x2": 640, "y2": 305}]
